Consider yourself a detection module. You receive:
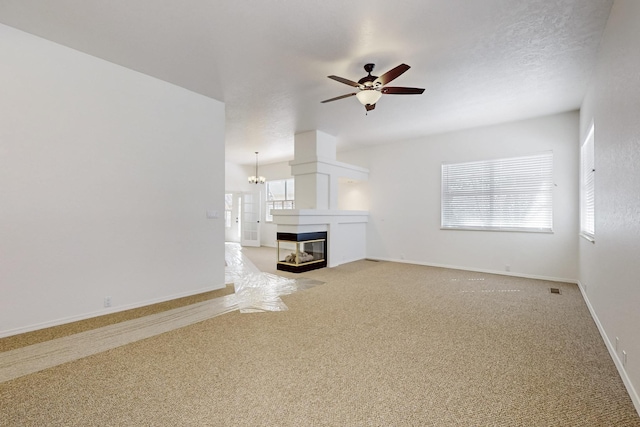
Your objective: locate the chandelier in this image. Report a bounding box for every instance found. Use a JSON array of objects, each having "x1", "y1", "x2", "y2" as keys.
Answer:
[{"x1": 248, "y1": 151, "x2": 265, "y2": 184}]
